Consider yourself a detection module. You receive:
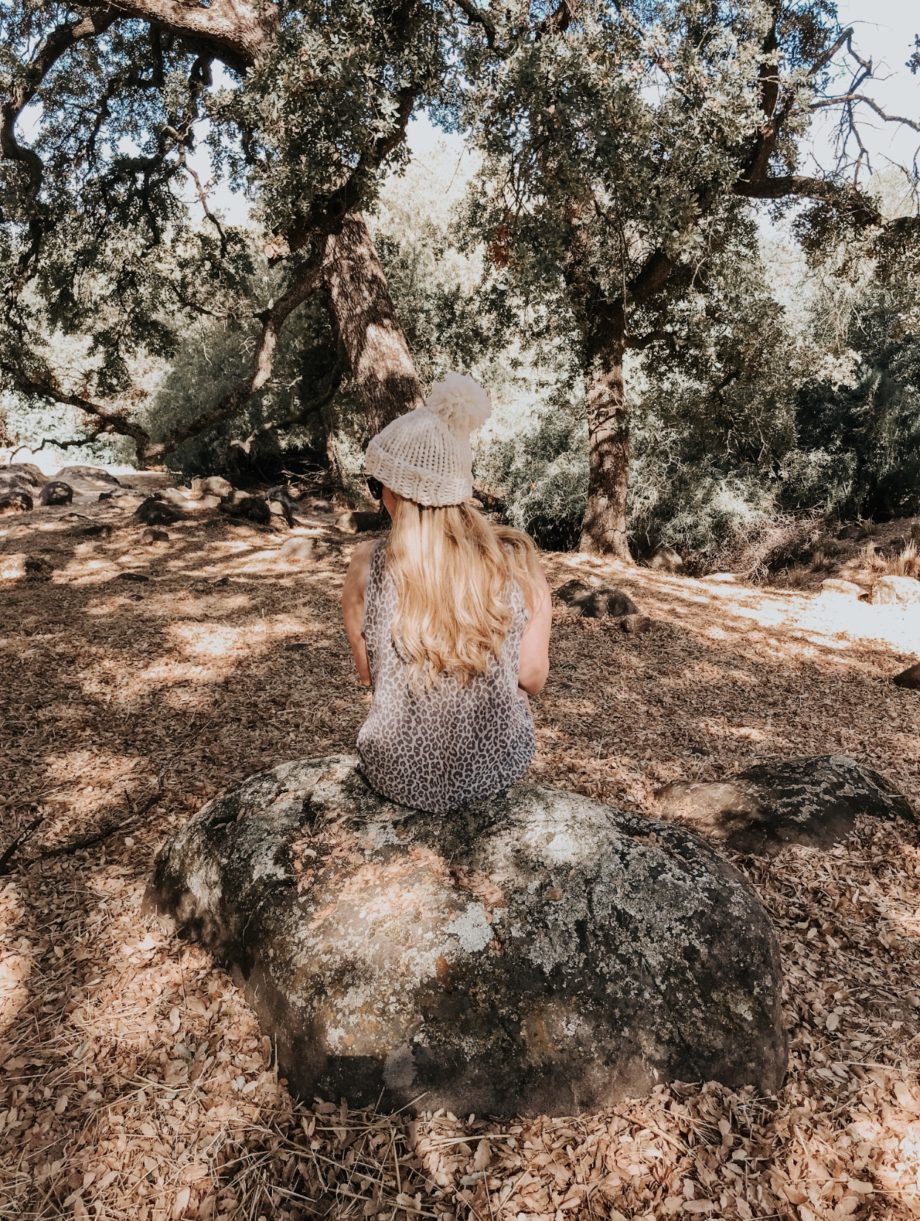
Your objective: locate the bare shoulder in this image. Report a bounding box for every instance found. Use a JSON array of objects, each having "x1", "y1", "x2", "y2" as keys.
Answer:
[
  {"x1": 350, "y1": 538, "x2": 379, "y2": 563},
  {"x1": 344, "y1": 538, "x2": 379, "y2": 588}
]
